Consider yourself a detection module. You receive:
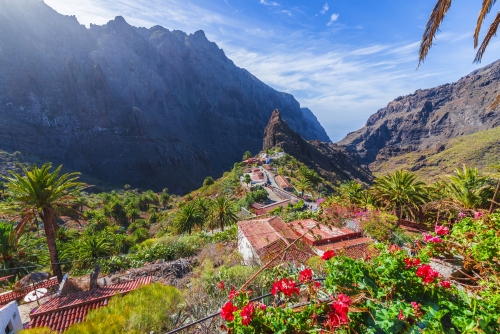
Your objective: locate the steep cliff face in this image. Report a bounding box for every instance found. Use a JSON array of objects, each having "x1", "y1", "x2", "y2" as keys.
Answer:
[
  {"x1": 338, "y1": 60, "x2": 500, "y2": 167},
  {"x1": 0, "y1": 0, "x2": 329, "y2": 193},
  {"x1": 263, "y1": 110, "x2": 372, "y2": 184}
]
